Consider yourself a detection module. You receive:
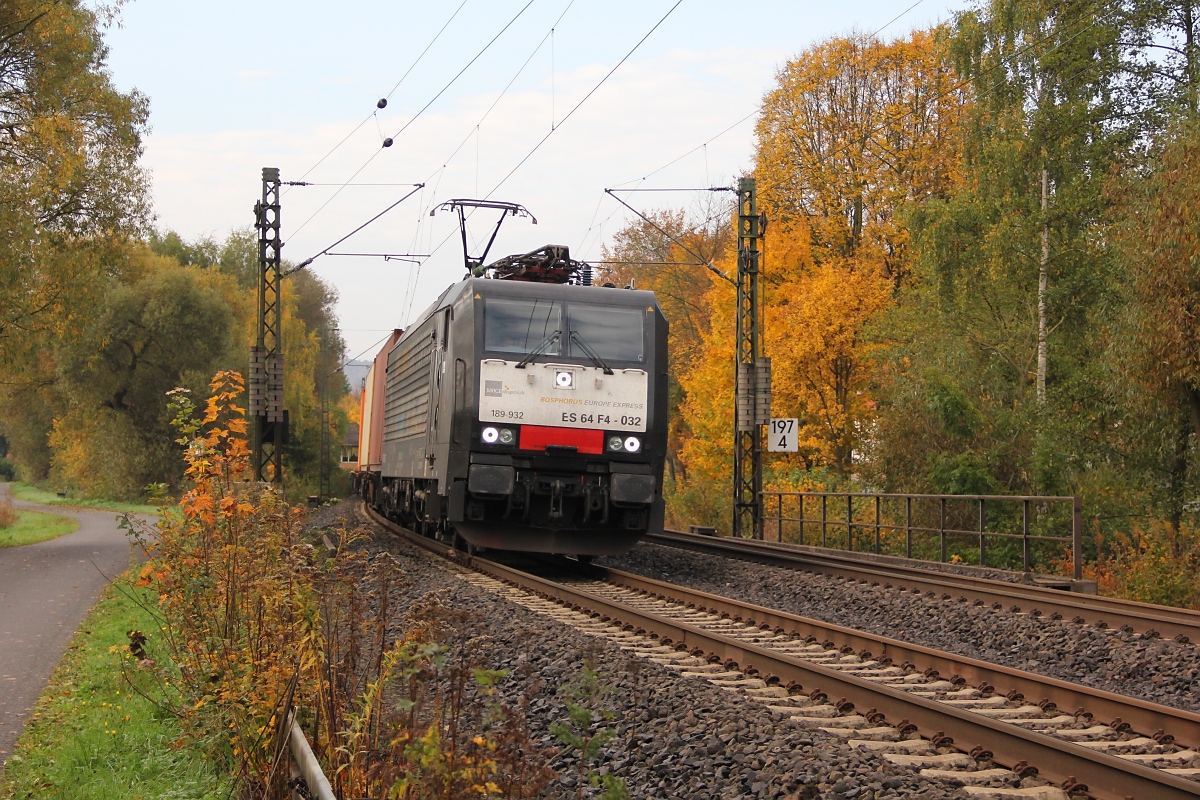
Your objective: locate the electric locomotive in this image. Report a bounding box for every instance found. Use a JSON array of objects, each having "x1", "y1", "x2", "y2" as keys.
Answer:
[{"x1": 356, "y1": 243, "x2": 668, "y2": 556}]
